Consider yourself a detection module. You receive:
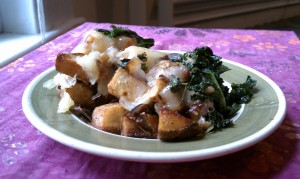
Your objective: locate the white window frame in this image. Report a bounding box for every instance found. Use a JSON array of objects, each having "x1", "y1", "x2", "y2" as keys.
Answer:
[{"x1": 0, "y1": 0, "x2": 84, "y2": 67}]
